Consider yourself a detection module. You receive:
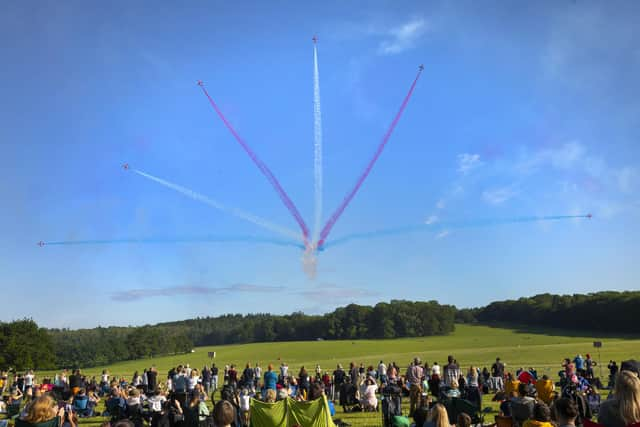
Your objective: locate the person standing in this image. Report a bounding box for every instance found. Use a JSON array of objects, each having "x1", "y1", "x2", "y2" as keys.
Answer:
[
  {"x1": 333, "y1": 364, "x2": 346, "y2": 402},
  {"x1": 201, "y1": 365, "x2": 211, "y2": 394},
  {"x1": 254, "y1": 363, "x2": 262, "y2": 389},
  {"x1": 491, "y1": 357, "x2": 505, "y2": 392},
  {"x1": 444, "y1": 356, "x2": 461, "y2": 388},
  {"x1": 147, "y1": 366, "x2": 158, "y2": 393},
  {"x1": 211, "y1": 364, "x2": 219, "y2": 394},
  {"x1": 378, "y1": 361, "x2": 388, "y2": 386},
  {"x1": 263, "y1": 364, "x2": 277, "y2": 391},
  {"x1": 407, "y1": 357, "x2": 424, "y2": 417}
]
